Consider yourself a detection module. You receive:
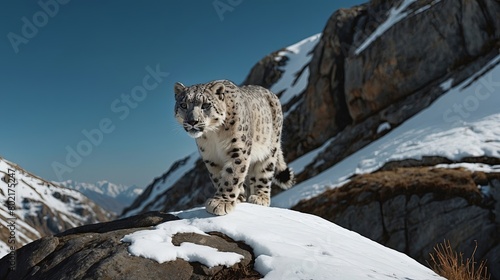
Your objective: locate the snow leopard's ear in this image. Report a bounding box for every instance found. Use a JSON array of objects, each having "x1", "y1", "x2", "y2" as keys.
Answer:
[
  {"x1": 174, "y1": 82, "x2": 186, "y2": 95},
  {"x1": 209, "y1": 82, "x2": 225, "y2": 101}
]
